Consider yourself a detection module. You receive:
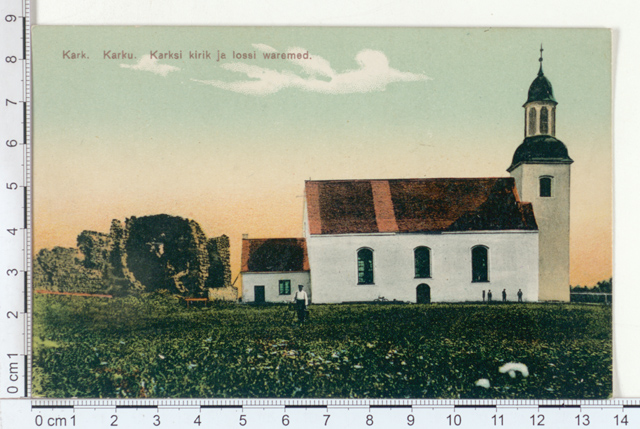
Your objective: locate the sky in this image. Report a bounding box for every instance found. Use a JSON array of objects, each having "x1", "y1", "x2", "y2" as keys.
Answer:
[{"x1": 32, "y1": 27, "x2": 611, "y2": 287}]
